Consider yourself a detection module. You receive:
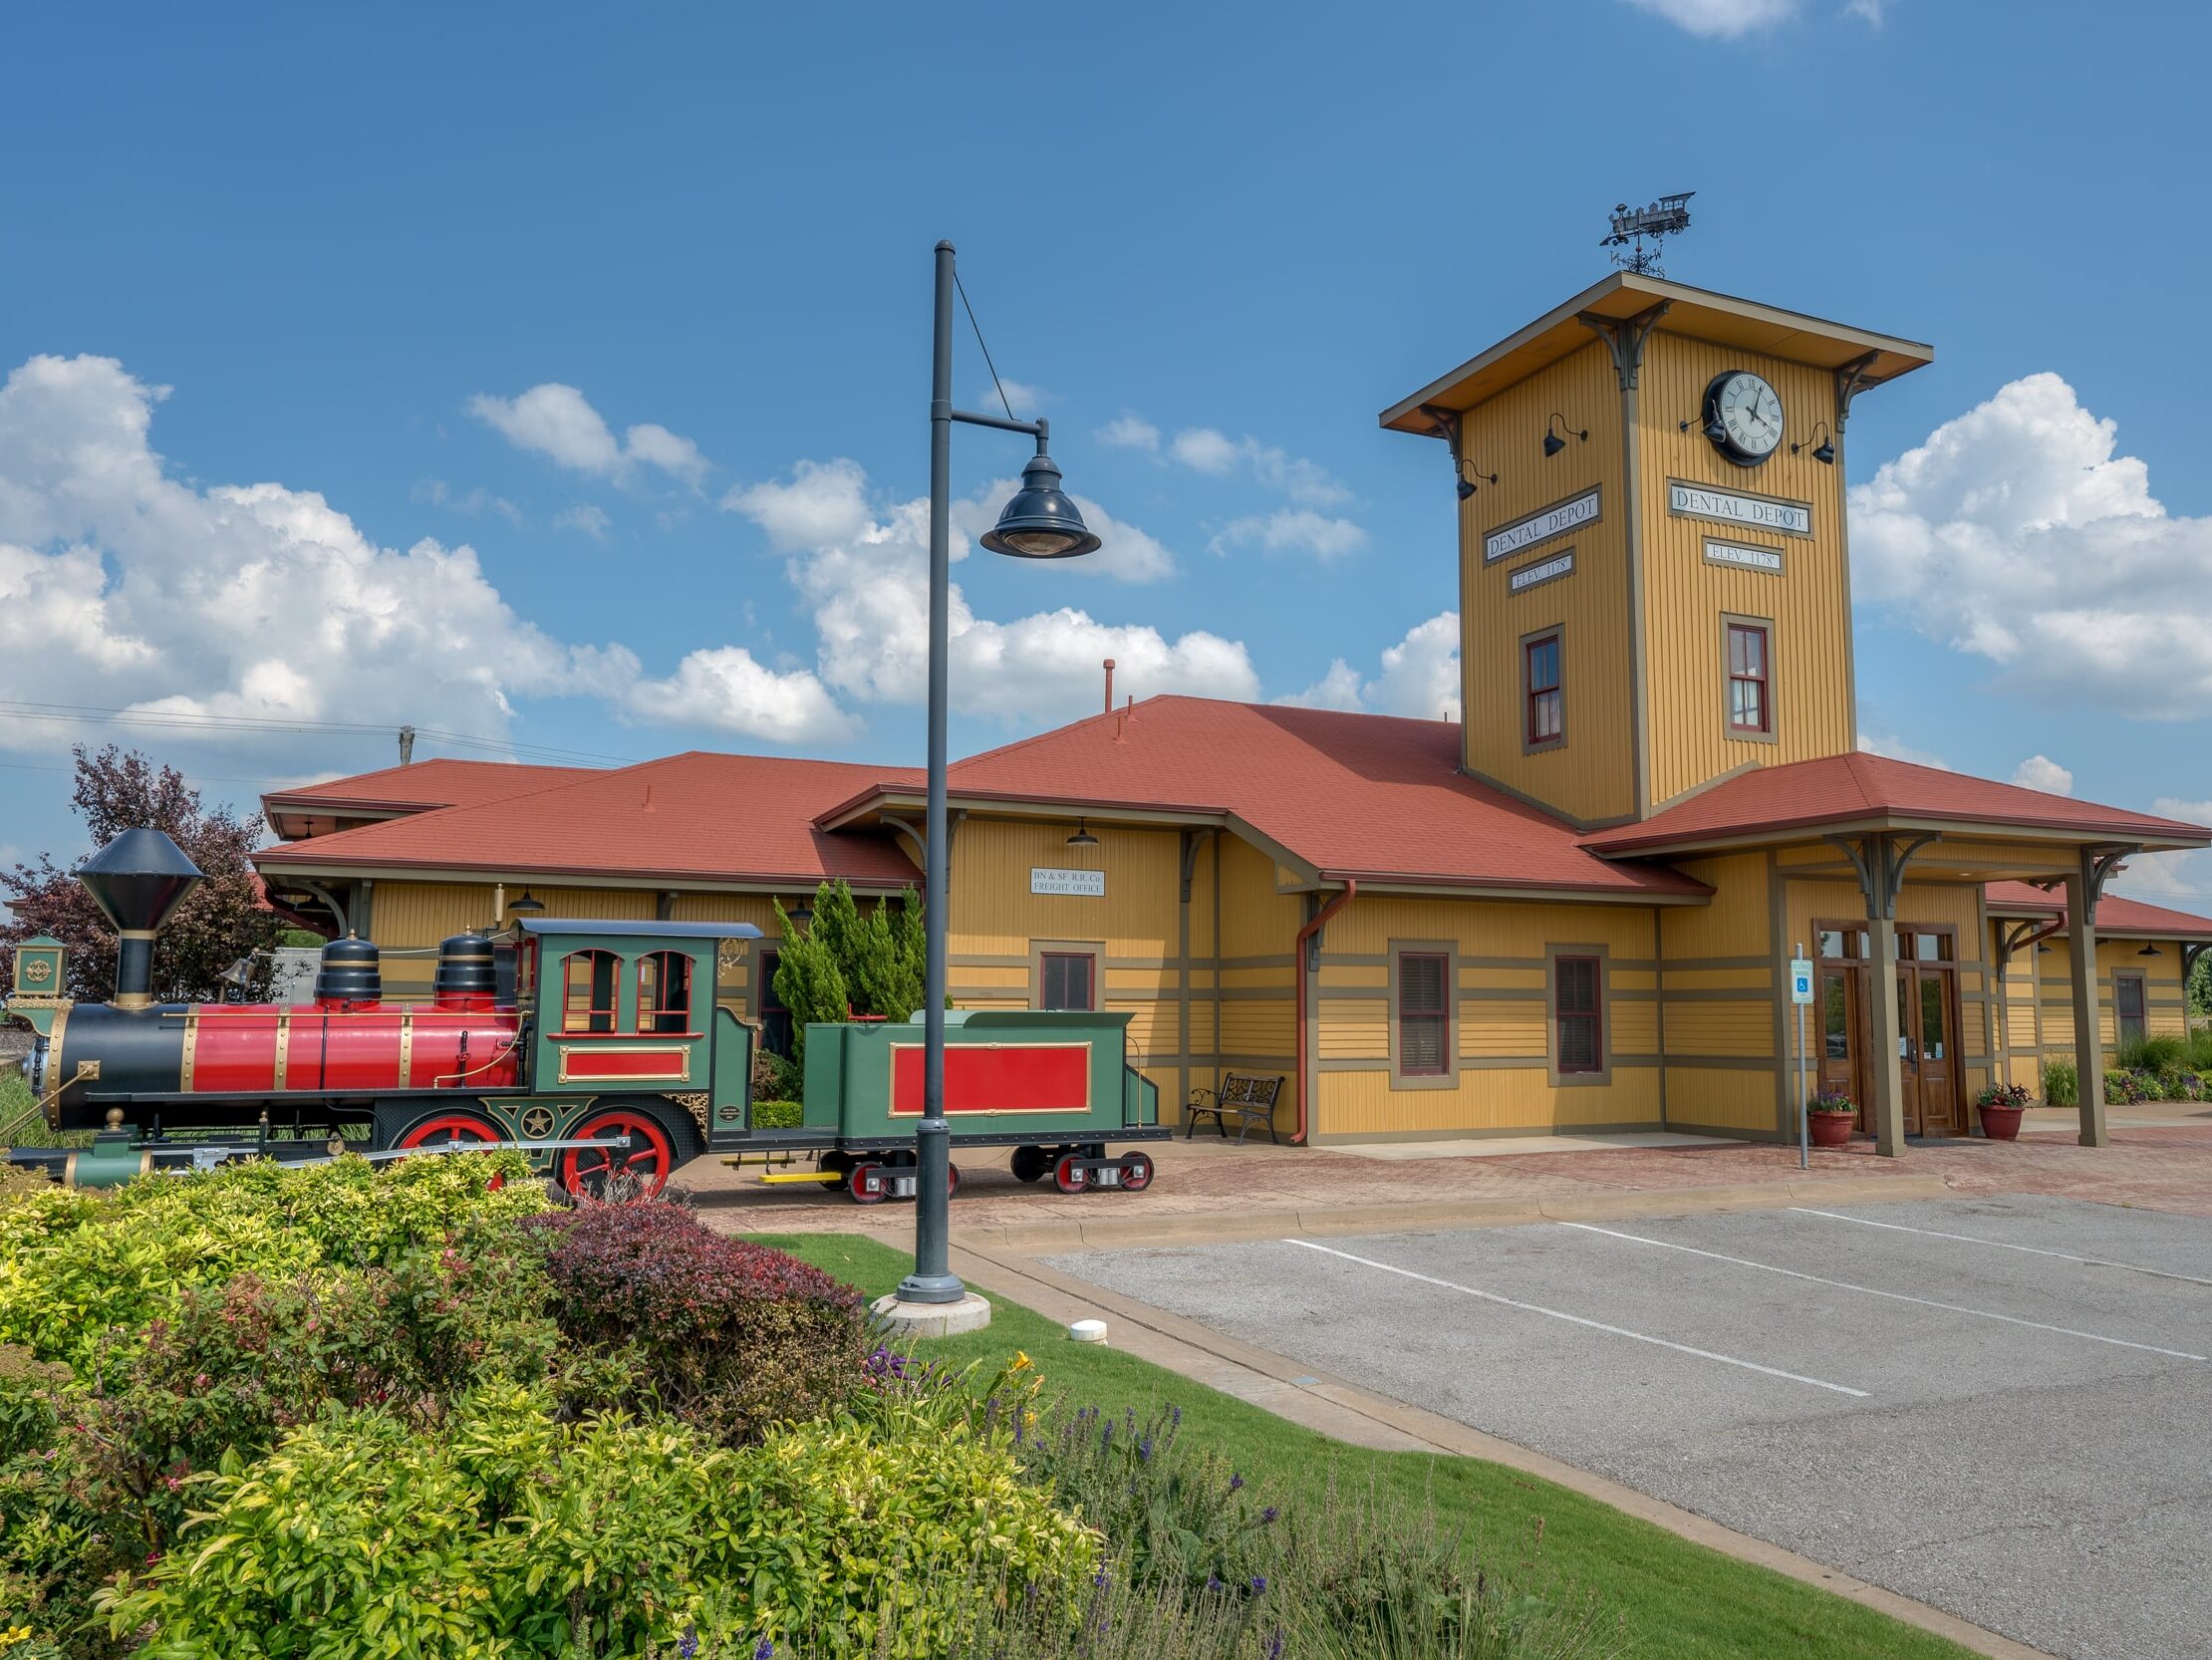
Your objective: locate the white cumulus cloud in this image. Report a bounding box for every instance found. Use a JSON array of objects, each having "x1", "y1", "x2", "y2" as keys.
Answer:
[
  {"x1": 1279, "y1": 611, "x2": 1462, "y2": 722},
  {"x1": 1622, "y1": 0, "x2": 1798, "y2": 37},
  {"x1": 1169, "y1": 426, "x2": 1349, "y2": 507},
  {"x1": 0, "y1": 354, "x2": 848, "y2": 769},
  {"x1": 2116, "y1": 797, "x2": 2212, "y2": 915},
  {"x1": 554, "y1": 503, "x2": 611, "y2": 539},
  {"x1": 2010, "y1": 754, "x2": 2074, "y2": 796},
  {"x1": 1857, "y1": 732, "x2": 1949, "y2": 769},
  {"x1": 1849, "y1": 374, "x2": 2212, "y2": 718},
  {"x1": 467, "y1": 383, "x2": 708, "y2": 488},
  {"x1": 727, "y1": 460, "x2": 1255, "y2": 723},
  {"x1": 1096, "y1": 413, "x2": 1160, "y2": 451},
  {"x1": 1211, "y1": 509, "x2": 1368, "y2": 562}
]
